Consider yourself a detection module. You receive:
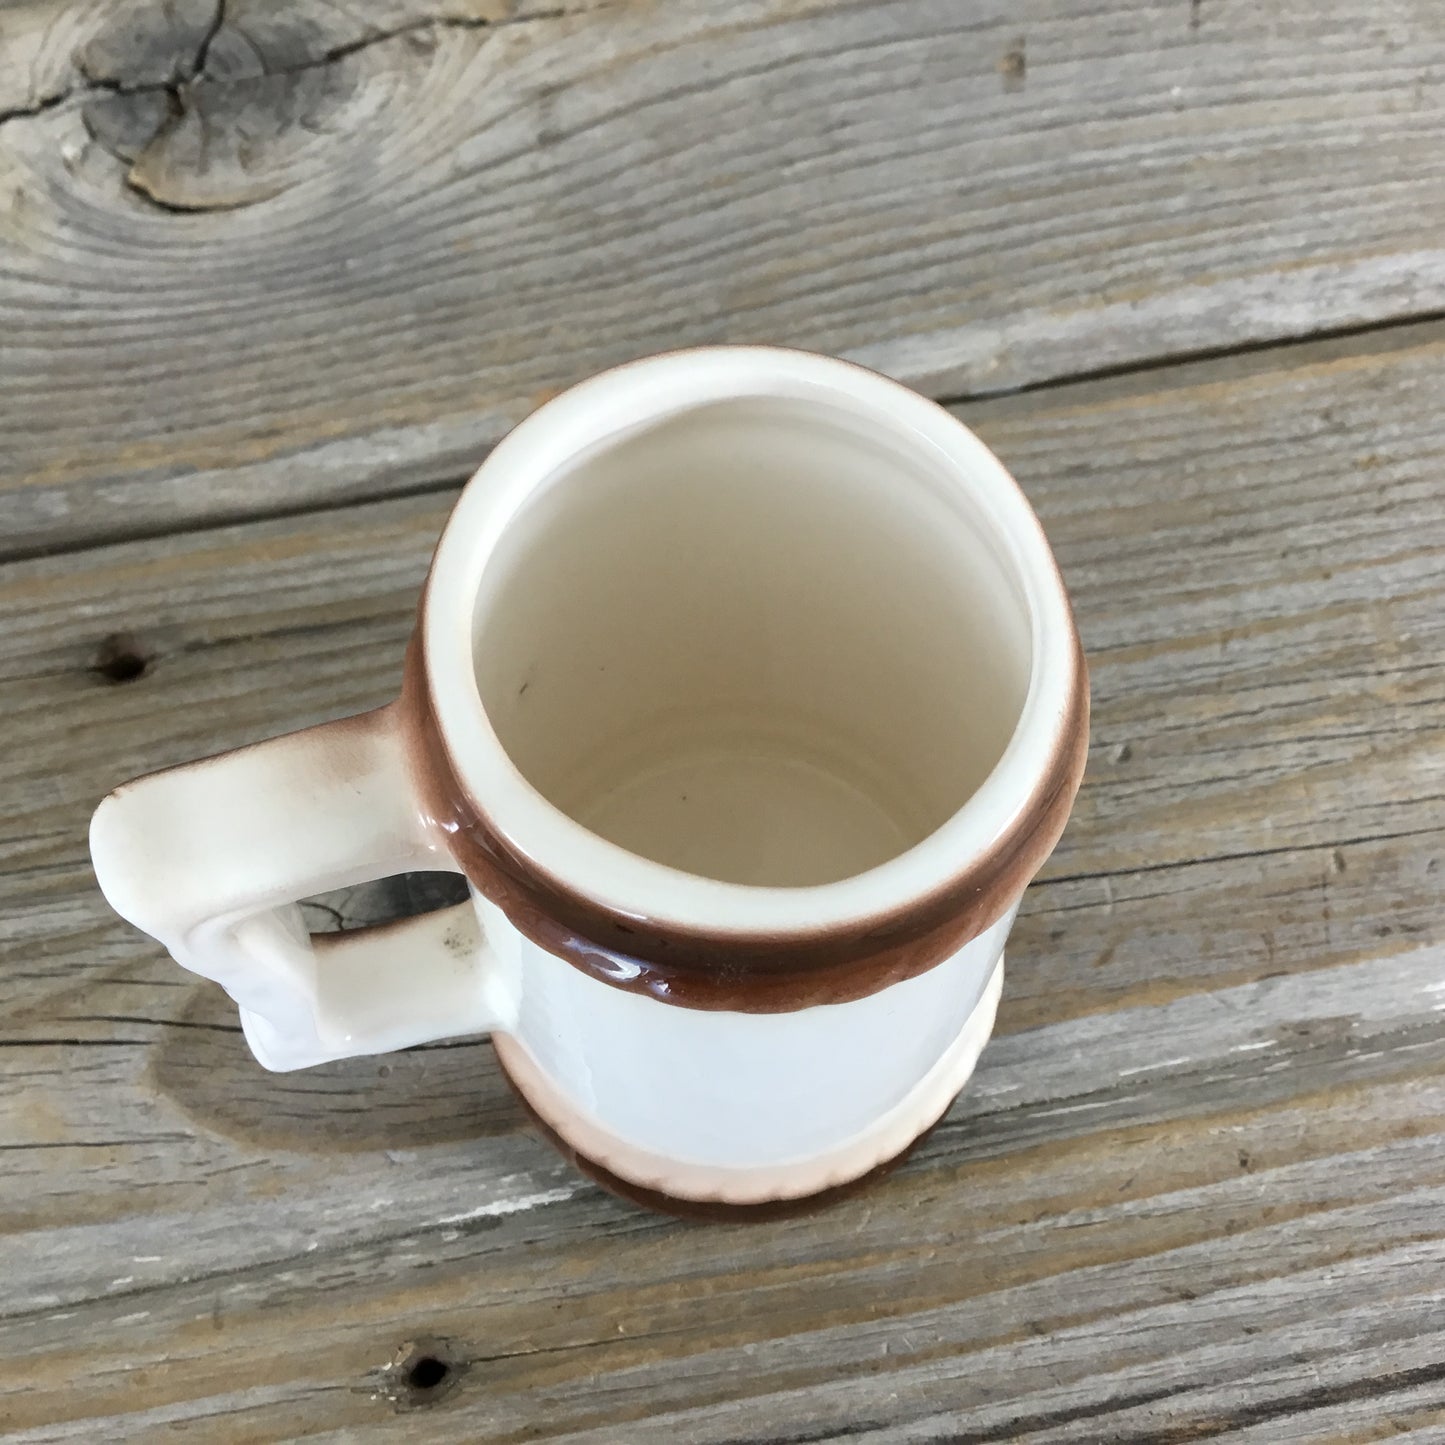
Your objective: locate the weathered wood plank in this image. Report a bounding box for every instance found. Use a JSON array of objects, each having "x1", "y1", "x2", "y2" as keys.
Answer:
[
  {"x1": 4, "y1": 0, "x2": 1445, "y2": 553},
  {"x1": 0, "y1": 324, "x2": 1441, "y2": 1437},
  {"x1": 1, "y1": 950, "x2": 1443, "y2": 1438}
]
